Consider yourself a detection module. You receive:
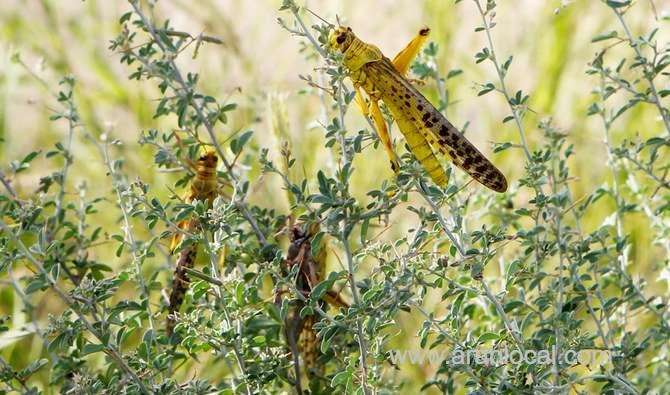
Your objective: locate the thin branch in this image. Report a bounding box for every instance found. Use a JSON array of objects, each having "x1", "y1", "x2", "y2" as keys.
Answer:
[
  {"x1": 473, "y1": 0, "x2": 532, "y2": 161},
  {"x1": 610, "y1": 5, "x2": 670, "y2": 135},
  {"x1": 128, "y1": 0, "x2": 268, "y2": 247},
  {"x1": 0, "y1": 170, "x2": 18, "y2": 199},
  {"x1": 0, "y1": 220, "x2": 150, "y2": 394}
]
